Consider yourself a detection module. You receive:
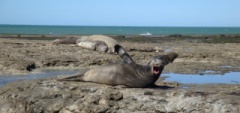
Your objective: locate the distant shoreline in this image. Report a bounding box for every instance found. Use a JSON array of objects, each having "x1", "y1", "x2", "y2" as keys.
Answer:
[
  {"x1": 1, "y1": 25, "x2": 240, "y2": 35},
  {"x1": 1, "y1": 34, "x2": 240, "y2": 43}
]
